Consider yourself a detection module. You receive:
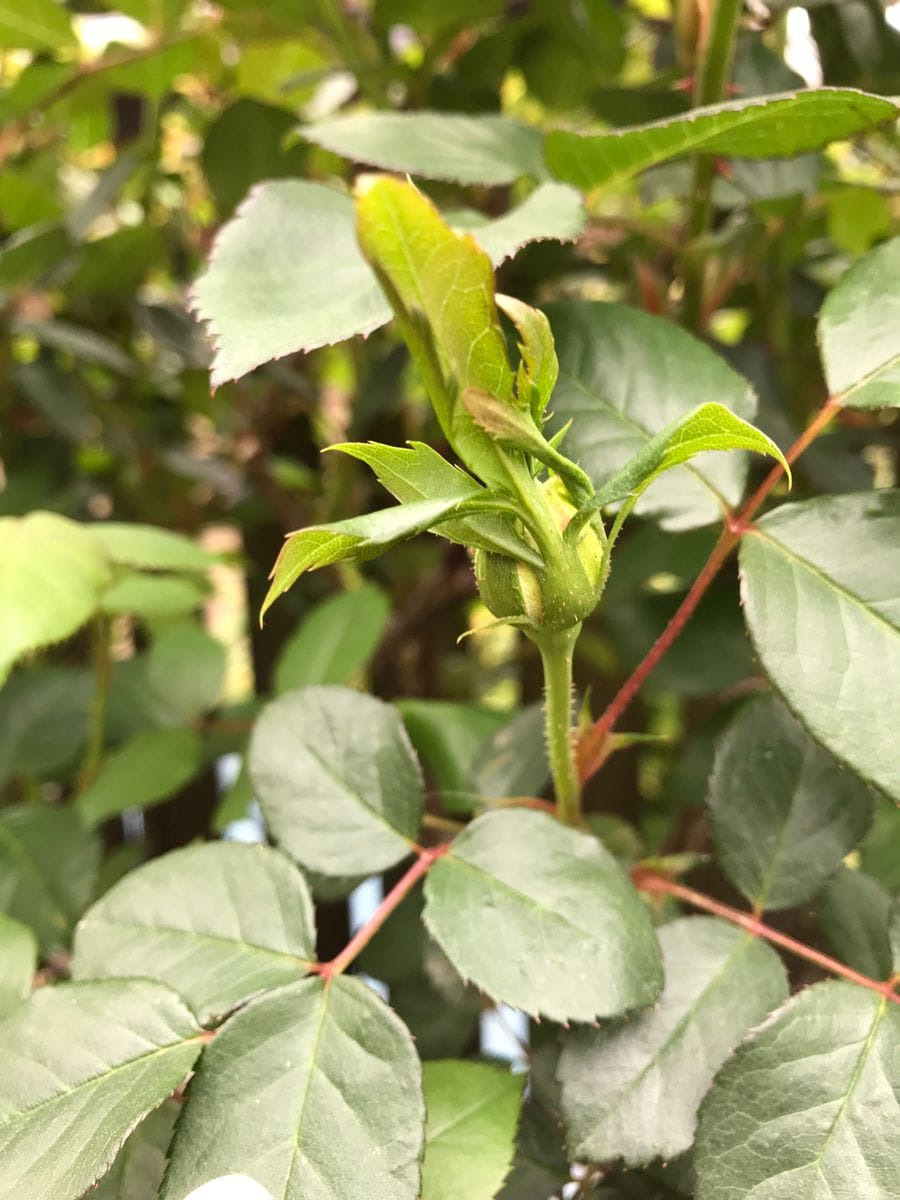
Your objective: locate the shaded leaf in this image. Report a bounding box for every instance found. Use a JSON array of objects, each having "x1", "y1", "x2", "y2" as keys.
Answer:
[
  {"x1": 249, "y1": 685, "x2": 424, "y2": 875},
  {"x1": 274, "y1": 584, "x2": 390, "y2": 693},
  {"x1": 73, "y1": 843, "x2": 316, "y2": 1025},
  {"x1": 546, "y1": 88, "x2": 898, "y2": 190},
  {"x1": 0, "y1": 980, "x2": 203, "y2": 1200},
  {"x1": 559, "y1": 917, "x2": 788, "y2": 1166},
  {"x1": 0, "y1": 805, "x2": 100, "y2": 953},
  {"x1": 422, "y1": 1060, "x2": 524, "y2": 1200},
  {"x1": 0, "y1": 914, "x2": 35, "y2": 1018},
  {"x1": 90, "y1": 1101, "x2": 179, "y2": 1200},
  {"x1": 424, "y1": 808, "x2": 662, "y2": 1021},
  {"x1": 450, "y1": 183, "x2": 585, "y2": 264},
  {"x1": 101, "y1": 573, "x2": 209, "y2": 619},
  {"x1": 818, "y1": 236, "x2": 900, "y2": 409},
  {"x1": 818, "y1": 867, "x2": 893, "y2": 982},
  {"x1": 695, "y1": 981, "x2": 900, "y2": 1199},
  {"x1": 708, "y1": 696, "x2": 875, "y2": 911},
  {"x1": 75, "y1": 728, "x2": 203, "y2": 828},
  {"x1": 0, "y1": 665, "x2": 92, "y2": 786},
  {"x1": 161, "y1": 976, "x2": 424, "y2": 1200},
  {"x1": 739, "y1": 490, "x2": 900, "y2": 801}
]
